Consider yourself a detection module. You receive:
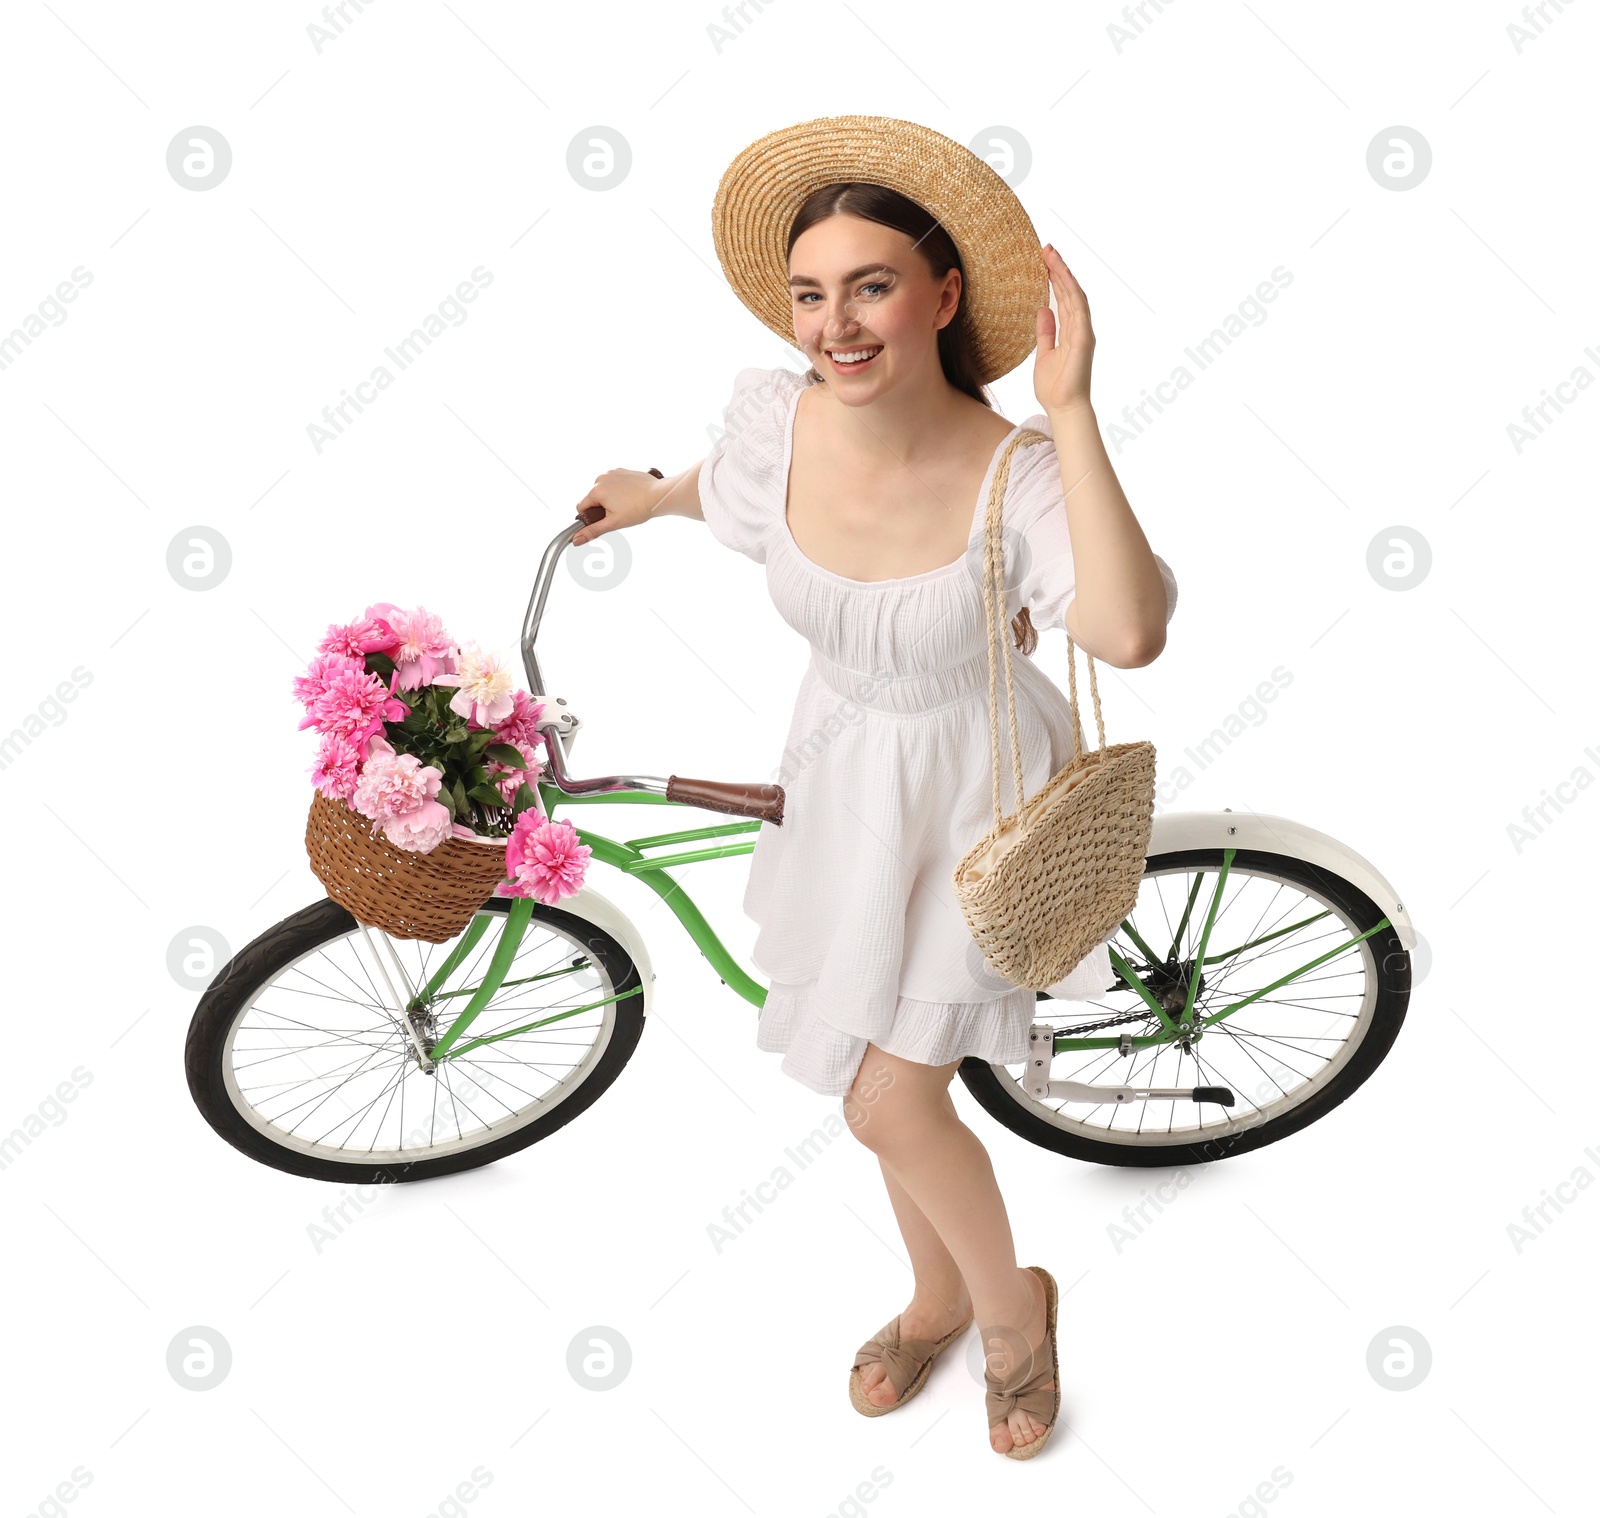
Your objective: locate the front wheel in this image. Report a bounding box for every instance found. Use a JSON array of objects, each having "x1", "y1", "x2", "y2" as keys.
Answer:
[
  {"x1": 958, "y1": 848, "x2": 1410, "y2": 1167},
  {"x1": 185, "y1": 895, "x2": 646, "y2": 1184}
]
